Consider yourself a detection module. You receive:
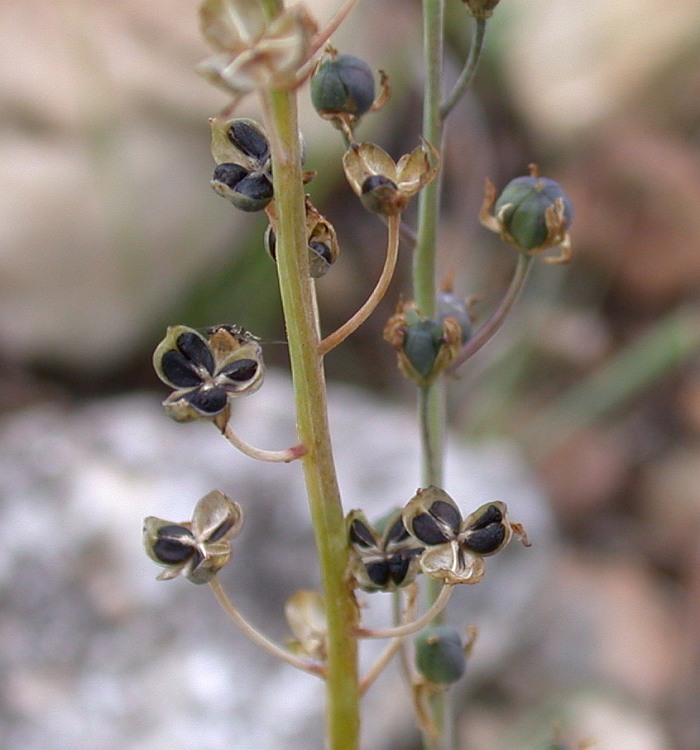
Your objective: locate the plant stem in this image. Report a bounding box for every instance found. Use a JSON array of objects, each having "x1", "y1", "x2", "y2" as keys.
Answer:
[
  {"x1": 357, "y1": 585, "x2": 452, "y2": 639},
  {"x1": 319, "y1": 214, "x2": 400, "y2": 356},
  {"x1": 258, "y1": 12, "x2": 359, "y2": 741},
  {"x1": 414, "y1": 0, "x2": 444, "y2": 321},
  {"x1": 440, "y1": 17, "x2": 487, "y2": 121},
  {"x1": 448, "y1": 253, "x2": 533, "y2": 371},
  {"x1": 209, "y1": 577, "x2": 326, "y2": 677},
  {"x1": 415, "y1": 2, "x2": 447, "y2": 747},
  {"x1": 221, "y1": 421, "x2": 306, "y2": 462}
]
